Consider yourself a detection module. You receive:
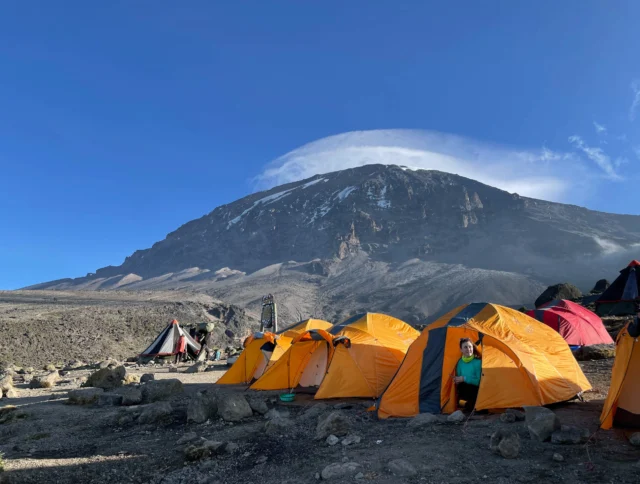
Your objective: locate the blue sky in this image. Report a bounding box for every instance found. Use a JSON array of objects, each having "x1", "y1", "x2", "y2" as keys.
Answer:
[{"x1": 1, "y1": 1, "x2": 639, "y2": 289}]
